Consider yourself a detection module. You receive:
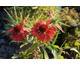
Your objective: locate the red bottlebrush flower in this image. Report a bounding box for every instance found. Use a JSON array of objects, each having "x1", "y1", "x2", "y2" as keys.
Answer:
[
  {"x1": 55, "y1": 24, "x2": 65, "y2": 33},
  {"x1": 31, "y1": 20, "x2": 57, "y2": 42},
  {"x1": 7, "y1": 22, "x2": 29, "y2": 42}
]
